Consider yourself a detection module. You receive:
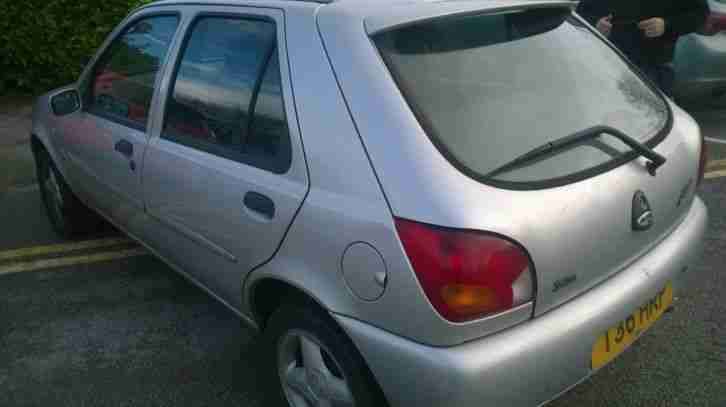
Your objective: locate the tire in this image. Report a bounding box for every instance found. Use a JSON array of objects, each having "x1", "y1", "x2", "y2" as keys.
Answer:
[
  {"x1": 262, "y1": 303, "x2": 388, "y2": 407},
  {"x1": 35, "y1": 148, "x2": 99, "y2": 238}
]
